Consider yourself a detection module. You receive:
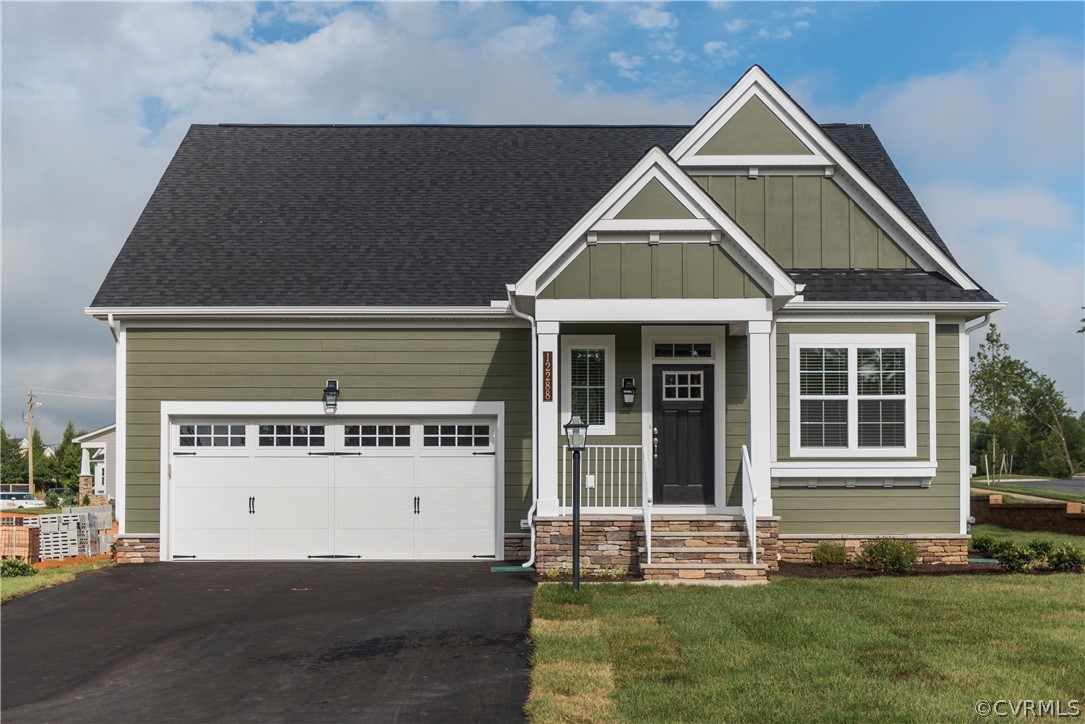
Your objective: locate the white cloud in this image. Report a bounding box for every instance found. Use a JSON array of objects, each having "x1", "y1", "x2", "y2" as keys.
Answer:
[
  {"x1": 703, "y1": 40, "x2": 738, "y2": 62},
  {"x1": 757, "y1": 26, "x2": 792, "y2": 40},
  {"x1": 570, "y1": 6, "x2": 597, "y2": 29},
  {"x1": 794, "y1": 20, "x2": 810, "y2": 31},
  {"x1": 629, "y1": 5, "x2": 678, "y2": 30},
  {"x1": 723, "y1": 18, "x2": 749, "y2": 33},
  {"x1": 489, "y1": 14, "x2": 560, "y2": 55},
  {"x1": 608, "y1": 50, "x2": 645, "y2": 79}
]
